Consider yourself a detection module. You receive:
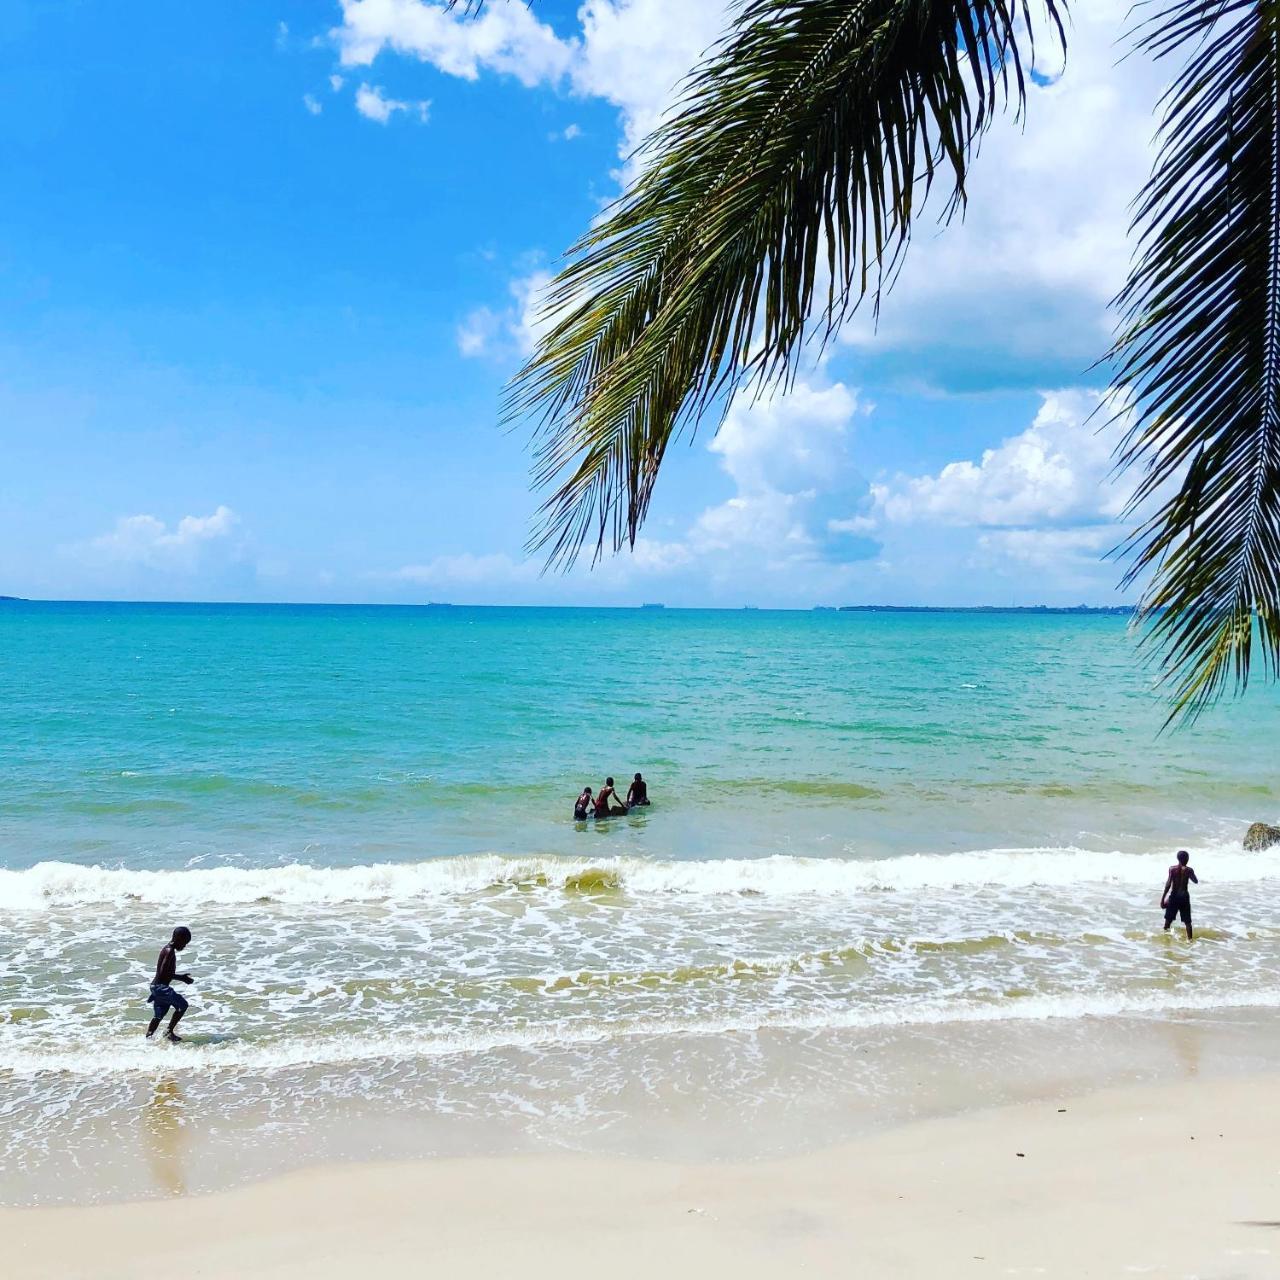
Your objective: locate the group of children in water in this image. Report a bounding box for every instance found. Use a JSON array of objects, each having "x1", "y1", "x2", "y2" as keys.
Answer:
[{"x1": 574, "y1": 772, "x2": 649, "y2": 821}]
